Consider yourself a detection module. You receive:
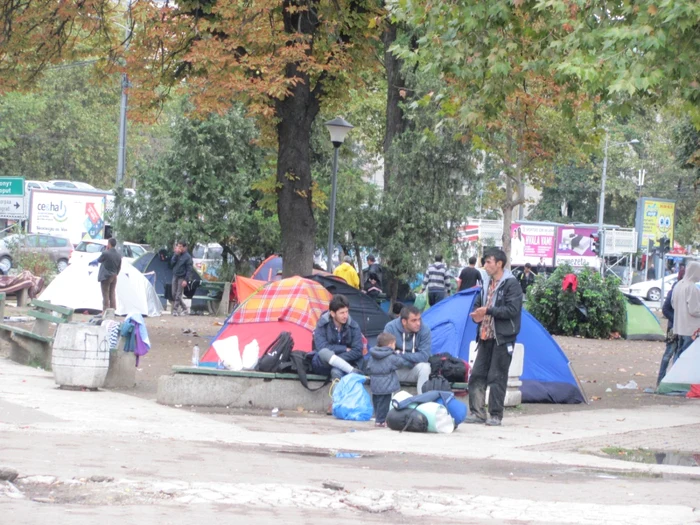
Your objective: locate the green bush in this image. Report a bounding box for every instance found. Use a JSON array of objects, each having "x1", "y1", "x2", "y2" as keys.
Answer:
[
  {"x1": 5, "y1": 236, "x2": 57, "y2": 284},
  {"x1": 526, "y1": 264, "x2": 626, "y2": 339}
]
